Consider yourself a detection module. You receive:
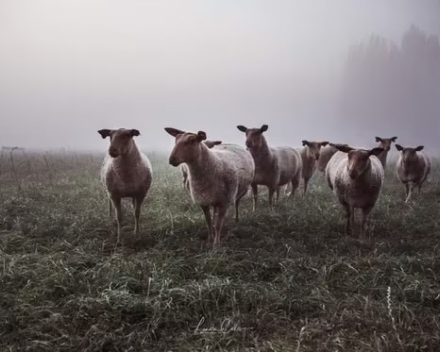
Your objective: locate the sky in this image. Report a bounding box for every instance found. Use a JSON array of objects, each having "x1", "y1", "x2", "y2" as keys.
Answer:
[{"x1": 0, "y1": 0, "x2": 439, "y2": 152}]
